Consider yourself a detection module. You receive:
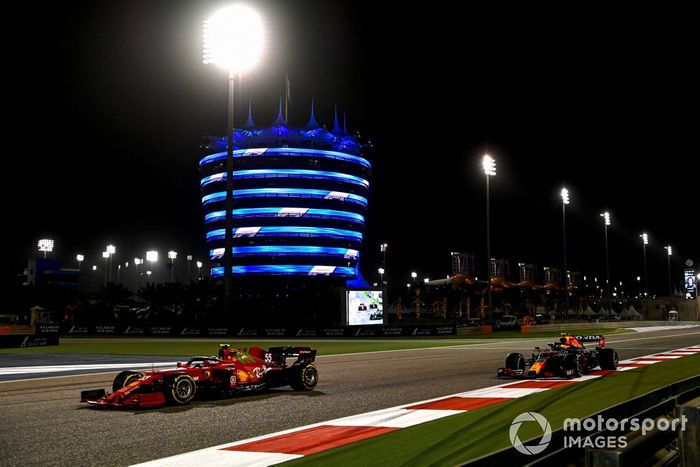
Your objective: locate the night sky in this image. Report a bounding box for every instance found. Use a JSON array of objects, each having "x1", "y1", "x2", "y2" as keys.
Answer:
[{"x1": 7, "y1": 1, "x2": 698, "y2": 295}]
